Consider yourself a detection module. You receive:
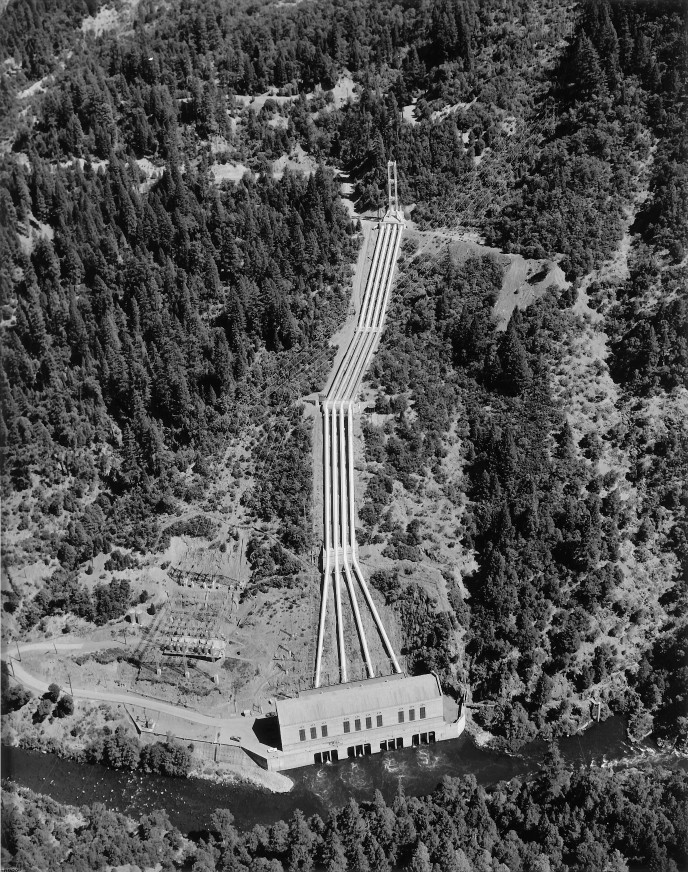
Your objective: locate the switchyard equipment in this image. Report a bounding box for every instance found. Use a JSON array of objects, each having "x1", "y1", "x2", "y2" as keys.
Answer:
[
  {"x1": 168, "y1": 565, "x2": 241, "y2": 590},
  {"x1": 151, "y1": 587, "x2": 232, "y2": 662}
]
